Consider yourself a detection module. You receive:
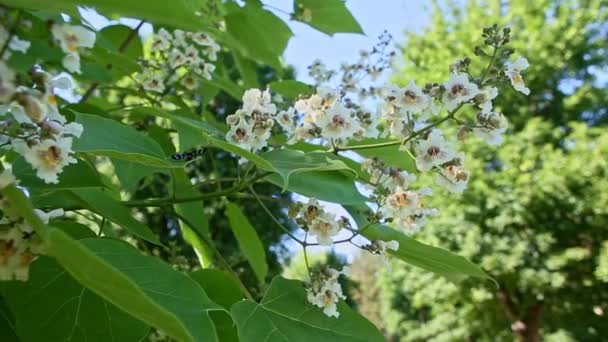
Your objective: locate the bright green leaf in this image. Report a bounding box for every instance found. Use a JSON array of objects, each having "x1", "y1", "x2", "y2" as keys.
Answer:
[
  {"x1": 72, "y1": 113, "x2": 179, "y2": 168},
  {"x1": 350, "y1": 138, "x2": 416, "y2": 172},
  {"x1": 231, "y1": 277, "x2": 384, "y2": 342},
  {"x1": 269, "y1": 80, "x2": 313, "y2": 100},
  {"x1": 294, "y1": 0, "x2": 364, "y2": 35},
  {"x1": 225, "y1": 203, "x2": 268, "y2": 283},
  {"x1": 46, "y1": 230, "x2": 223, "y2": 342},
  {"x1": 266, "y1": 171, "x2": 366, "y2": 205},
  {"x1": 225, "y1": 4, "x2": 292, "y2": 69}
]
